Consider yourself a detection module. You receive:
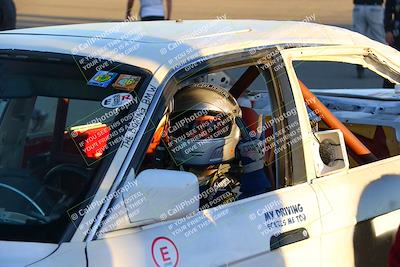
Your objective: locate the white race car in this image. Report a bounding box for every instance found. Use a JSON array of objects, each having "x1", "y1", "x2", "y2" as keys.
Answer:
[{"x1": 0, "y1": 20, "x2": 399, "y2": 267}]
